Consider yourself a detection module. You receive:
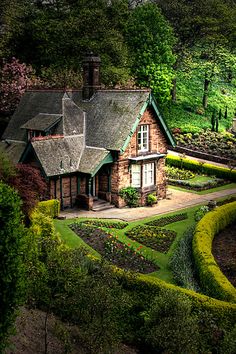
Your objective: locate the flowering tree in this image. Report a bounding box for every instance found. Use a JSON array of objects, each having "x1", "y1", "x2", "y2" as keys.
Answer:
[{"x1": 0, "y1": 57, "x2": 41, "y2": 114}]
